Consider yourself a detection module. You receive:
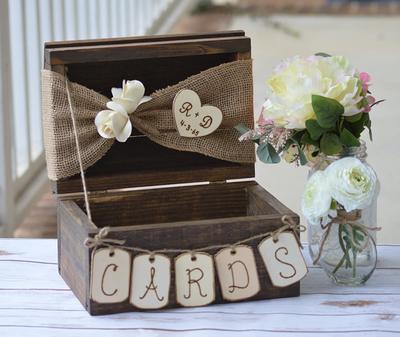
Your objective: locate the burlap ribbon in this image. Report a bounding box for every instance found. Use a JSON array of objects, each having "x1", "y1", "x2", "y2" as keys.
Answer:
[{"x1": 42, "y1": 59, "x2": 255, "y2": 181}]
